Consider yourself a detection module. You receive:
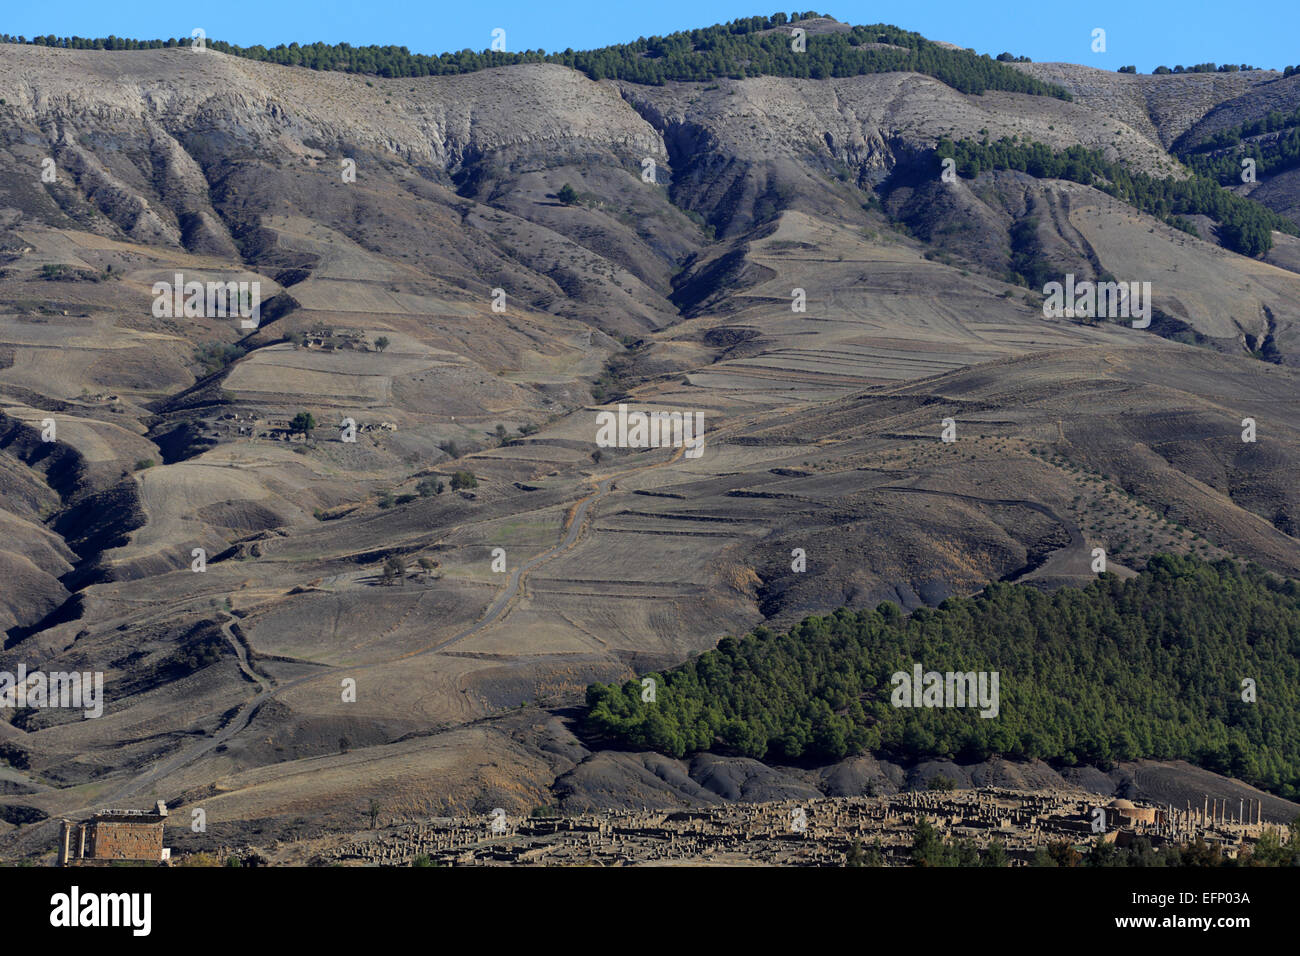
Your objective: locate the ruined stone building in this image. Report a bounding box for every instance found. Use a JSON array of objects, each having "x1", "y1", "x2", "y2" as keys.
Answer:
[{"x1": 58, "y1": 801, "x2": 171, "y2": 866}]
